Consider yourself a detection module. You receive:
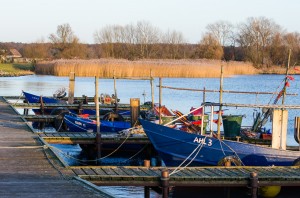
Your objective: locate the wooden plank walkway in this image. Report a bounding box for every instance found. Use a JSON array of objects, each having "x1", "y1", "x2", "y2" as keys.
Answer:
[
  {"x1": 39, "y1": 132, "x2": 149, "y2": 145},
  {"x1": 71, "y1": 166, "x2": 300, "y2": 187},
  {"x1": 0, "y1": 97, "x2": 111, "y2": 198}
]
